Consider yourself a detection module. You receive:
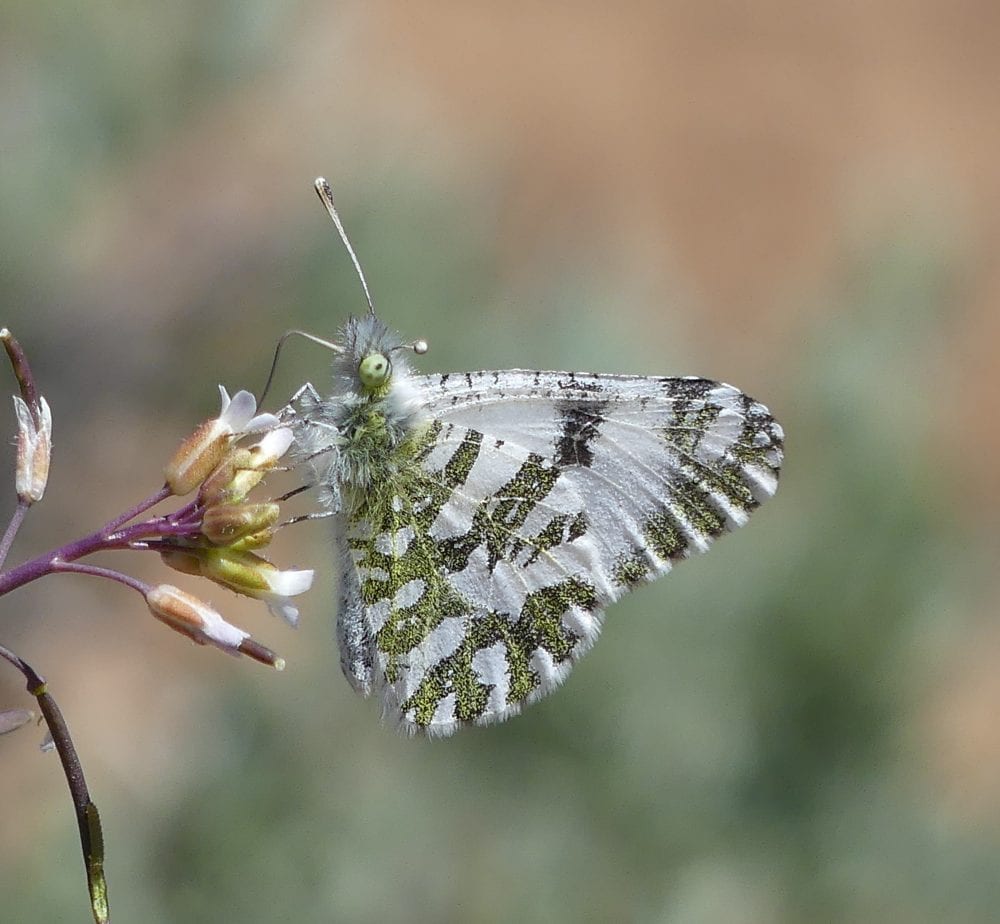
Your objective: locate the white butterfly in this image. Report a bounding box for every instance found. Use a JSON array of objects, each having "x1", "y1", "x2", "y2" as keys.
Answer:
[{"x1": 288, "y1": 180, "x2": 783, "y2": 737}]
